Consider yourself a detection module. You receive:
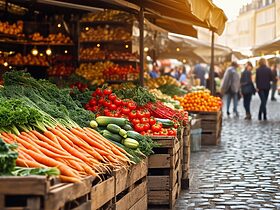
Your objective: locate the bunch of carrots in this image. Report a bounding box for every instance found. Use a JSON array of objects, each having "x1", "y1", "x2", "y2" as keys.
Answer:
[{"x1": 0, "y1": 125, "x2": 132, "y2": 183}]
